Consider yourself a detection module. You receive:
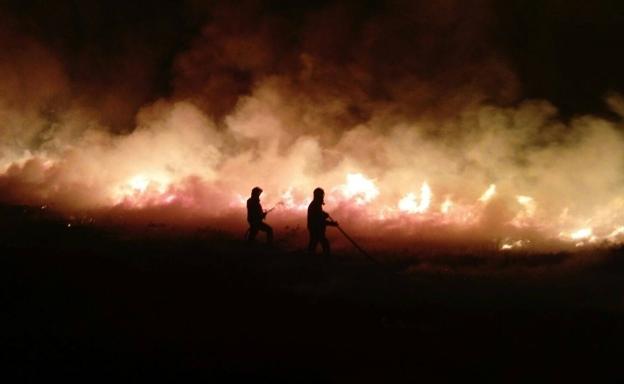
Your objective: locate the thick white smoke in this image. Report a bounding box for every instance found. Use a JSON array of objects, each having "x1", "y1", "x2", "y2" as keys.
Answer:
[{"x1": 2, "y1": 71, "x2": 624, "y2": 251}]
